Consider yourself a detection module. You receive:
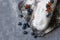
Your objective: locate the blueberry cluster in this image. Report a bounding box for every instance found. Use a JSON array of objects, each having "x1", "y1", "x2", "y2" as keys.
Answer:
[
  {"x1": 31, "y1": 32, "x2": 38, "y2": 38},
  {"x1": 18, "y1": 20, "x2": 39, "y2": 38},
  {"x1": 18, "y1": 22, "x2": 30, "y2": 34},
  {"x1": 22, "y1": 23, "x2": 30, "y2": 30}
]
